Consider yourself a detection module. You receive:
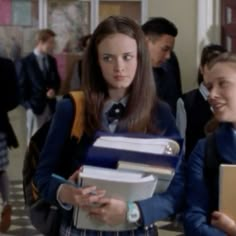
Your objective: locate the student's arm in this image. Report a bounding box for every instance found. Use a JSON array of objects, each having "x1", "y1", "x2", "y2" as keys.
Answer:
[
  {"x1": 184, "y1": 140, "x2": 225, "y2": 236},
  {"x1": 137, "y1": 156, "x2": 186, "y2": 226},
  {"x1": 34, "y1": 99, "x2": 74, "y2": 204}
]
